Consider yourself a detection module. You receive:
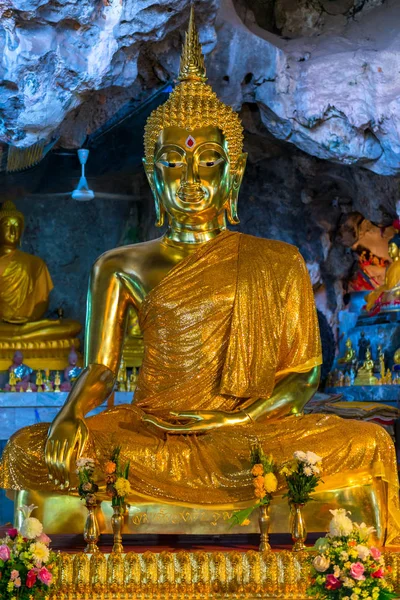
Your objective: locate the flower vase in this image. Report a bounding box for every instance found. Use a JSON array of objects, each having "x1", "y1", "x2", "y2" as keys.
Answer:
[
  {"x1": 111, "y1": 503, "x2": 124, "y2": 553},
  {"x1": 291, "y1": 503, "x2": 307, "y2": 551},
  {"x1": 258, "y1": 504, "x2": 271, "y2": 552},
  {"x1": 83, "y1": 500, "x2": 100, "y2": 554}
]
